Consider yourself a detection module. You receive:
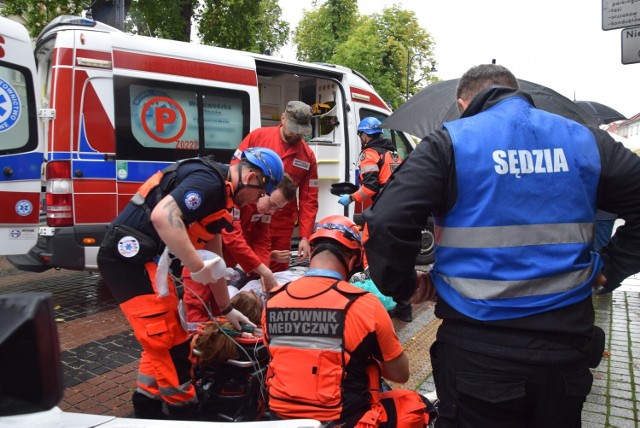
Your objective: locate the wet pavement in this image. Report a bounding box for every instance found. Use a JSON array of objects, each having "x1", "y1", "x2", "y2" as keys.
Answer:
[{"x1": 0, "y1": 257, "x2": 639, "y2": 425}]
